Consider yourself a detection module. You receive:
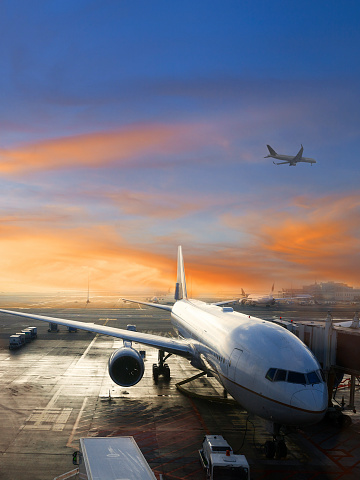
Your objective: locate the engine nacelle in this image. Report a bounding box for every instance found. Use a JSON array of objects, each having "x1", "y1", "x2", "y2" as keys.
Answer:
[{"x1": 108, "y1": 347, "x2": 144, "y2": 387}]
